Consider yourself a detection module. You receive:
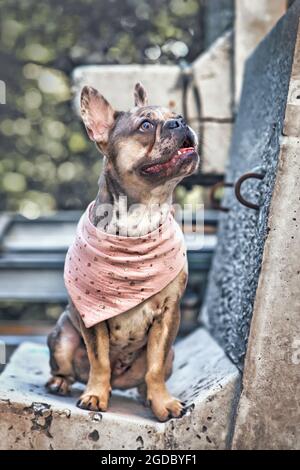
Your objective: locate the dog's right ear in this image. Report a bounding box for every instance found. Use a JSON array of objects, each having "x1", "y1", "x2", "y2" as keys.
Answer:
[{"x1": 80, "y1": 86, "x2": 115, "y2": 145}]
